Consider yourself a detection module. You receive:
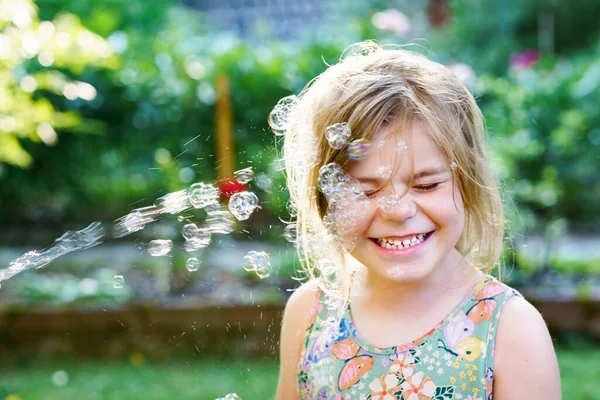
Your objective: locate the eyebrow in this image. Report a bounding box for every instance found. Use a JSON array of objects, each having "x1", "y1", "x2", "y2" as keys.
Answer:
[{"x1": 354, "y1": 166, "x2": 450, "y2": 184}]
